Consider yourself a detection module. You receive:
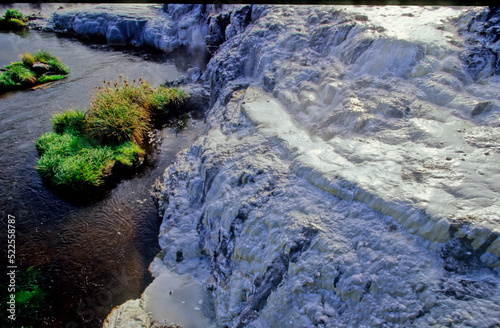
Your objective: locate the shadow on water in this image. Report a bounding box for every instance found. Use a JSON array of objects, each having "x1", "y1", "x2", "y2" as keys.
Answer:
[{"x1": 0, "y1": 29, "x2": 208, "y2": 327}]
